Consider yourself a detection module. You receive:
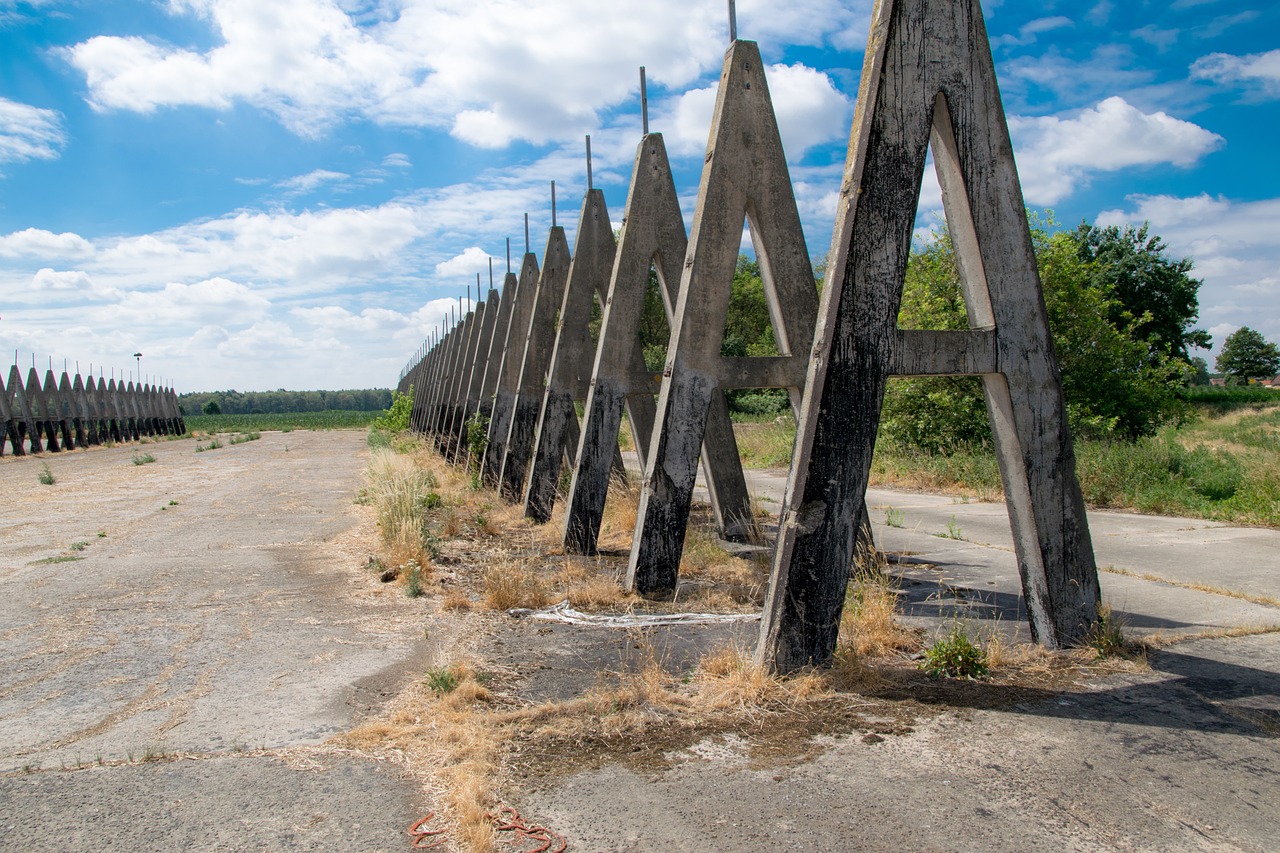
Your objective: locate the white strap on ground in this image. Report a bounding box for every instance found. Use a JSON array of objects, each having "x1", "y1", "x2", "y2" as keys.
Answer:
[{"x1": 506, "y1": 600, "x2": 761, "y2": 627}]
